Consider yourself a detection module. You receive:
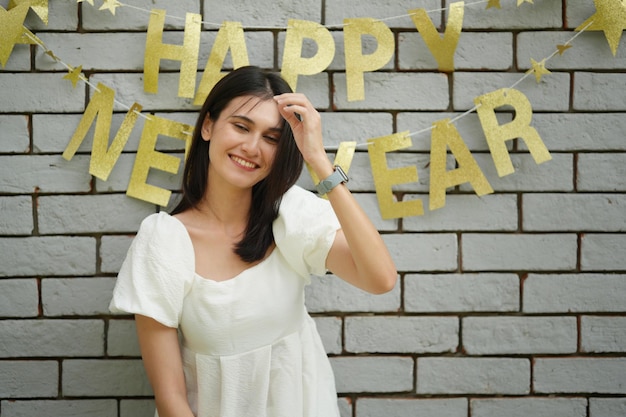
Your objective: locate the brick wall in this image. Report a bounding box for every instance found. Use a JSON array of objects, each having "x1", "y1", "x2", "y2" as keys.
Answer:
[{"x1": 1, "y1": 0, "x2": 625, "y2": 416}]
